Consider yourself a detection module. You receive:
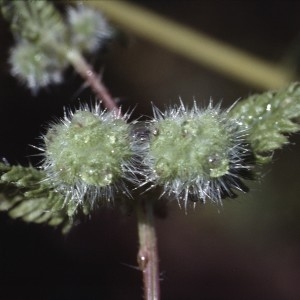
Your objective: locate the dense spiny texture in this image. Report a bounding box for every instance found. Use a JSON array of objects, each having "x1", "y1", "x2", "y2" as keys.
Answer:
[
  {"x1": 142, "y1": 101, "x2": 255, "y2": 207},
  {"x1": 40, "y1": 104, "x2": 137, "y2": 207}
]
